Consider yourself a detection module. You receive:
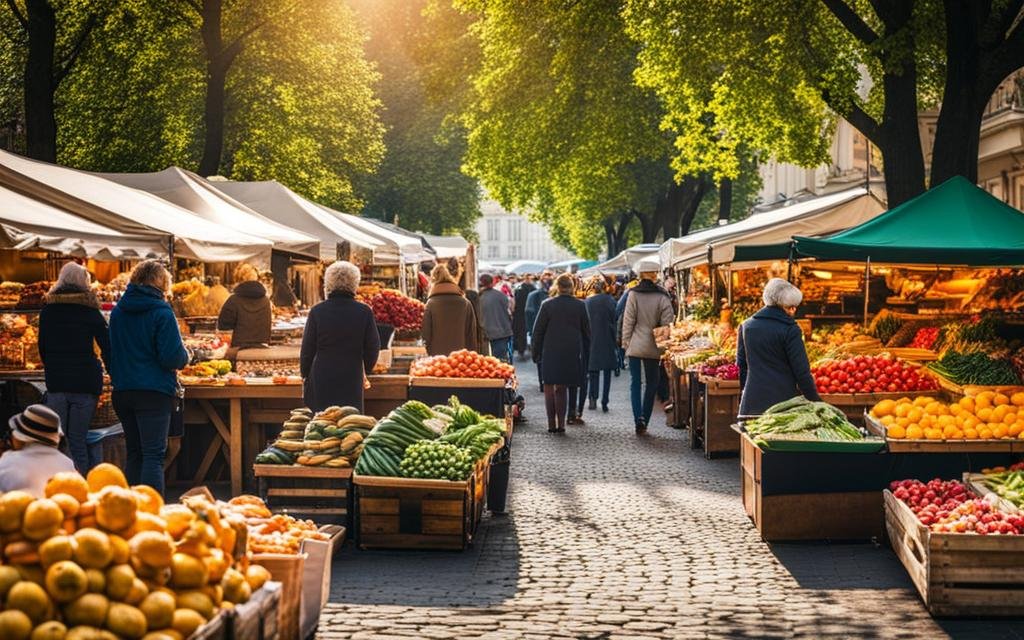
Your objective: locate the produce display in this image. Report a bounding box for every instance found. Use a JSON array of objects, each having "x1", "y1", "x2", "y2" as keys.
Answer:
[
  {"x1": 698, "y1": 354, "x2": 739, "y2": 380},
  {"x1": 234, "y1": 359, "x2": 301, "y2": 382},
  {"x1": 92, "y1": 274, "x2": 129, "y2": 306},
  {"x1": 0, "y1": 314, "x2": 40, "y2": 370},
  {"x1": 743, "y1": 397, "x2": 867, "y2": 442},
  {"x1": 16, "y1": 281, "x2": 52, "y2": 310},
  {"x1": 410, "y1": 349, "x2": 516, "y2": 380},
  {"x1": 180, "y1": 360, "x2": 231, "y2": 378},
  {"x1": 890, "y1": 478, "x2": 1024, "y2": 534},
  {"x1": 255, "y1": 406, "x2": 373, "y2": 468},
  {"x1": 181, "y1": 335, "x2": 229, "y2": 362},
  {"x1": 0, "y1": 464, "x2": 267, "y2": 640},
  {"x1": 910, "y1": 327, "x2": 940, "y2": 350},
  {"x1": 928, "y1": 351, "x2": 1021, "y2": 386},
  {"x1": 224, "y1": 497, "x2": 330, "y2": 555},
  {"x1": 356, "y1": 285, "x2": 424, "y2": 332},
  {"x1": 977, "y1": 462, "x2": 1024, "y2": 509},
  {"x1": 871, "y1": 393, "x2": 1024, "y2": 440},
  {"x1": 812, "y1": 354, "x2": 939, "y2": 394},
  {"x1": 868, "y1": 310, "x2": 904, "y2": 345},
  {"x1": 0, "y1": 282, "x2": 24, "y2": 308},
  {"x1": 356, "y1": 398, "x2": 504, "y2": 480},
  {"x1": 172, "y1": 279, "x2": 227, "y2": 317}
]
